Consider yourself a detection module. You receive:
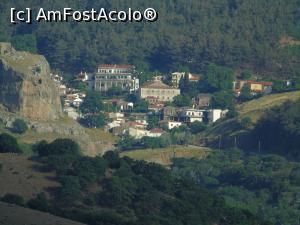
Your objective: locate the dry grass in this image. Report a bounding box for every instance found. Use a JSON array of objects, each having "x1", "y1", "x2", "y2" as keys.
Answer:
[
  {"x1": 237, "y1": 91, "x2": 300, "y2": 123},
  {"x1": 1, "y1": 51, "x2": 45, "y2": 75},
  {"x1": 0, "y1": 153, "x2": 60, "y2": 200},
  {"x1": 0, "y1": 202, "x2": 86, "y2": 225},
  {"x1": 84, "y1": 128, "x2": 117, "y2": 143},
  {"x1": 120, "y1": 146, "x2": 211, "y2": 166},
  {"x1": 18, "y1": 130, "x2": 70, "y2": 144}
]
